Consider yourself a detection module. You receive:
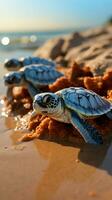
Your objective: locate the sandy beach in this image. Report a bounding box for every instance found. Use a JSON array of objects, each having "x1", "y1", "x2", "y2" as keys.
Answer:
[
  {"x1": 0, "y1": 24, "x2": 112, "y2": 200},
  {"x1": 1, "y1": 0, "x2": 112, "y2": 199},
  {"x1": 0, "y1": 61, "x2": 112, "y2": 200}
]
